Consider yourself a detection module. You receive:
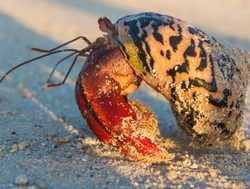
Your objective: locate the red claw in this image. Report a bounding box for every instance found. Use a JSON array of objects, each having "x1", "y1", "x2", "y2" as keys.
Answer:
[{"x1": 75, "y1": 47, "x2": 168, "y2": 160}]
